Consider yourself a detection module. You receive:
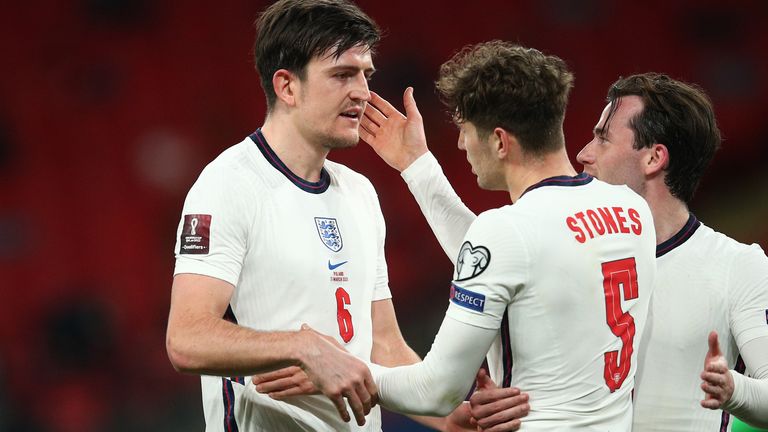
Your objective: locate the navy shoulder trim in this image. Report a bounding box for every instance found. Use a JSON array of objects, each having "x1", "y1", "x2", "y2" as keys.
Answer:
[
  {"x1": 521, "y1": 172, "x2": 593, "y2": 197},
  {"x1": 656, "y1": 213, "x2": 700, "y2": 257},
  {"x1": 249, "y1": 129, "x2": 331, "y2": 194}
]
